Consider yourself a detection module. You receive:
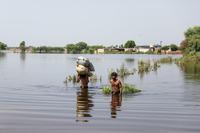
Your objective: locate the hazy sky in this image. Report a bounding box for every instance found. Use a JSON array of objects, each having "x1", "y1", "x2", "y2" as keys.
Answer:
[{"x1": 0, "y1": 0, "x2": 200, "y2": 46}]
